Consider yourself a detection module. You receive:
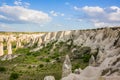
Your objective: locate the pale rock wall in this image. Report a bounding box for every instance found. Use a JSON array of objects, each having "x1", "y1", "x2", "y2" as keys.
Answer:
[{"x1": 0, "y1": 37, "x2": 4, "y2": 56}]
